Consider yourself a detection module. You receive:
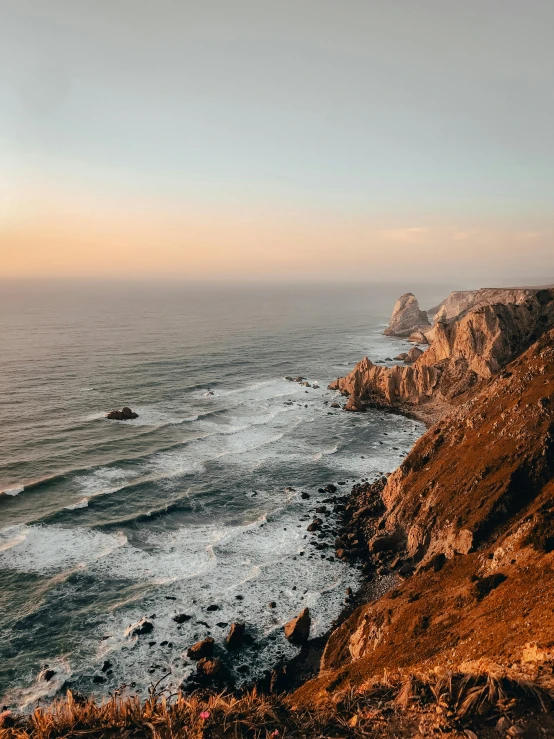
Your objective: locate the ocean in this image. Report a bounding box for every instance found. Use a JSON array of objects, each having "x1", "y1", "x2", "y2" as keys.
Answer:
[{"x1": 0, "y1": 281, "x2": 444, "y2": 708}]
